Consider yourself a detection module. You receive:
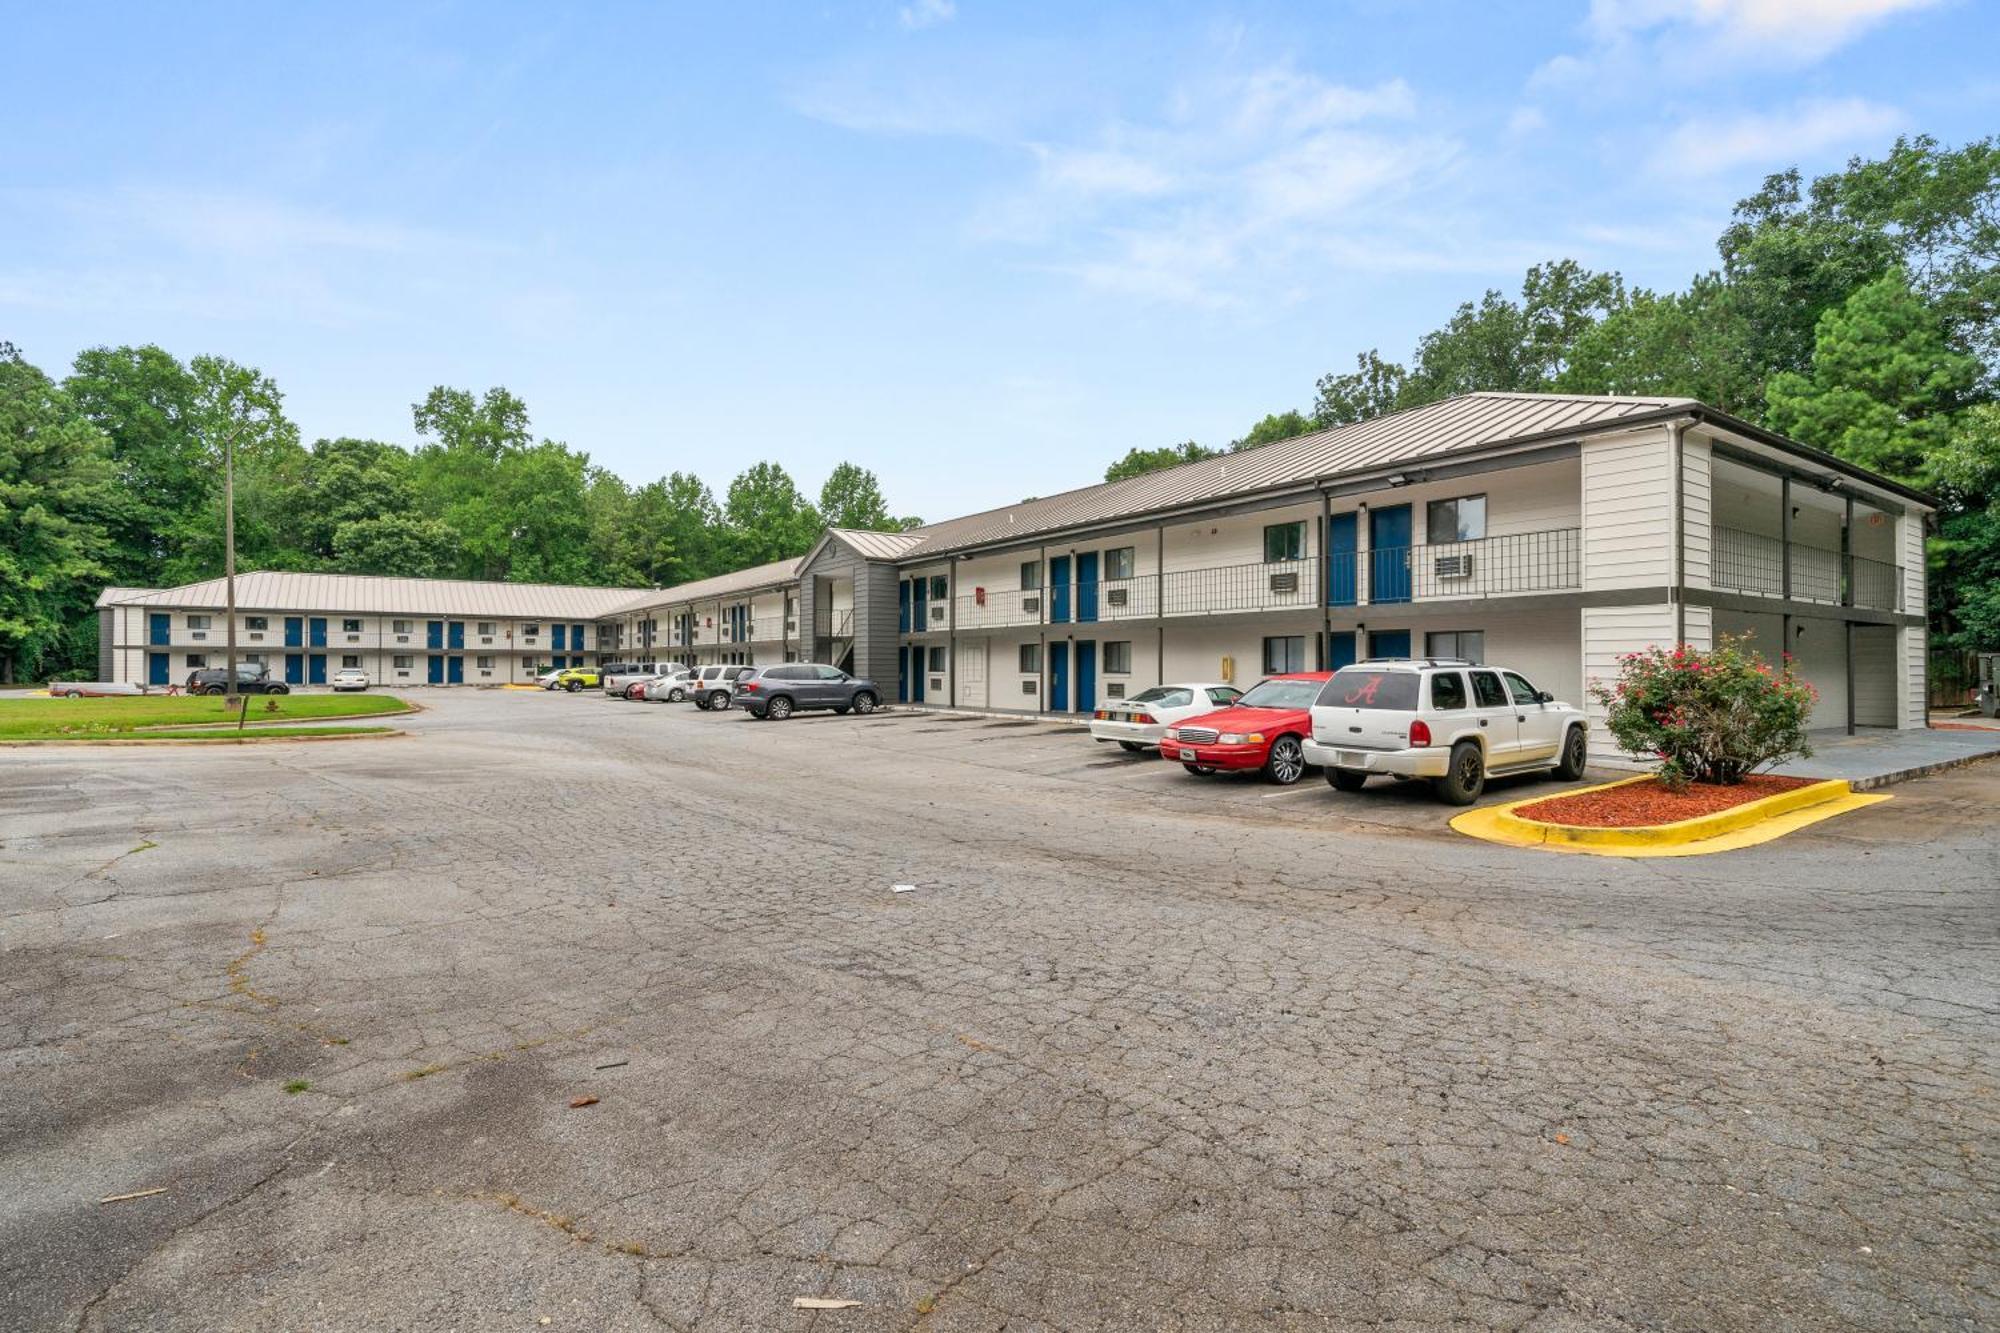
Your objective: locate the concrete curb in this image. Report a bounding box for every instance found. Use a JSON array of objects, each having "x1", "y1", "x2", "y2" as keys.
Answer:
[
  {"x1": 0, "y1": 729, "x2": 407, "y2": 748},
  {"x1": 1454, "y1": 775, "x2": 1891, "y2": 857}
]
